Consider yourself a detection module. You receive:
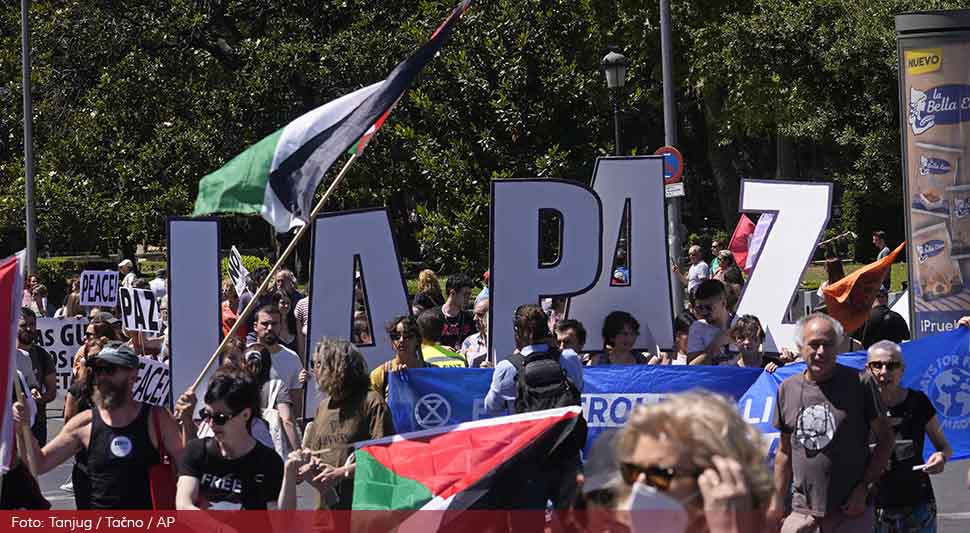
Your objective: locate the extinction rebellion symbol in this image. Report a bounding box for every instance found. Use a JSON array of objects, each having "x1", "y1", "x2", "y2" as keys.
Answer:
[{"x1": 414, "y1": 393, "x2": 452, "y2": 429}]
